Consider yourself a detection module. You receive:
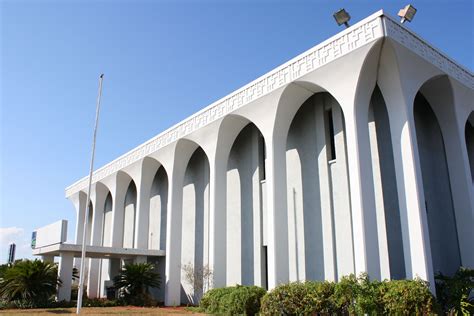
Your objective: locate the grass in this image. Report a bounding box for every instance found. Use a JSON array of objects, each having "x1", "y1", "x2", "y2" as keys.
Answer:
[{"x1": 0, "y1": 306, "x2": 204, "y2": 315}]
